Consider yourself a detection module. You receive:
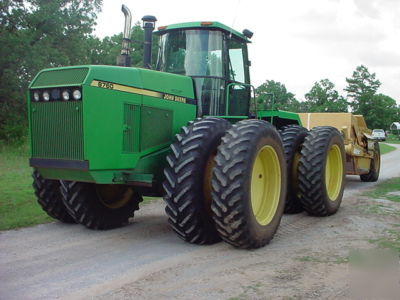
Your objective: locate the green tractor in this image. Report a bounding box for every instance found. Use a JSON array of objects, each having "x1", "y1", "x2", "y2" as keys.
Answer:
[{"x1": 28, "y1": 6, "x2": 345, "y2": 249}]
